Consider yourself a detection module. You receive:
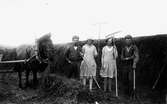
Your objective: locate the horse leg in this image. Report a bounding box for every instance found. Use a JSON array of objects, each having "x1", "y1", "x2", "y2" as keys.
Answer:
[
  {"x1": 33, "y1": 70, "x2": 38, "y2": 88},
  {"x1": 18, "y1": 71, "x2": 22, "y2": 88},
  {"x1": 26, "y1": 69, "x2": 30, "y2": 88}
]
